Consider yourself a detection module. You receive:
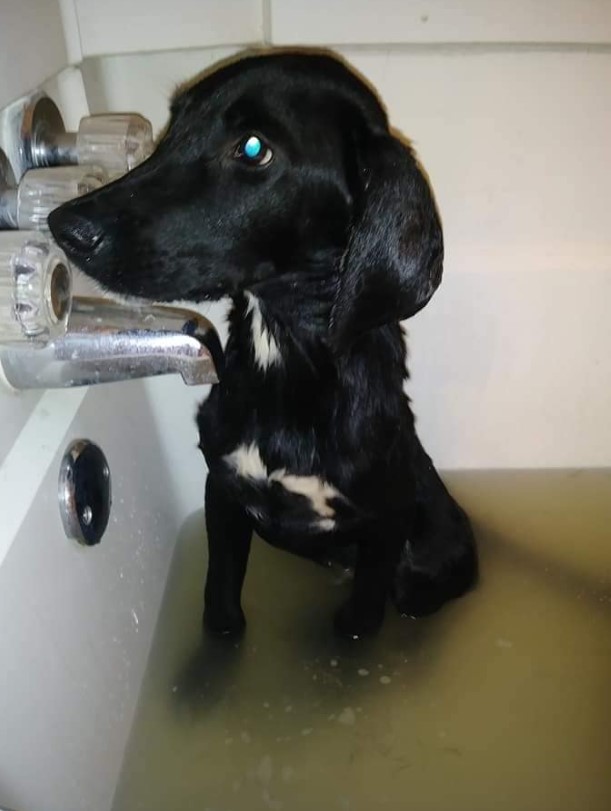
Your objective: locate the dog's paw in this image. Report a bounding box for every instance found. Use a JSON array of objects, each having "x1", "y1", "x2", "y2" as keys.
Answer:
[
  {"x1": 394, "y1": 552, "x2": 478, "y2": 619},
  {"x1": 394, "y1": 570, "x2": 465, "y2": 618},
  {"x1": 203, "y1": 607, "x2": 246, "y2": 639},
  {"x1": 333, "y1": 600, "x2": 384, "y2": 640},
  {"x1": 394, "y1": 580, "x2": 446, "y2": 618}
]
